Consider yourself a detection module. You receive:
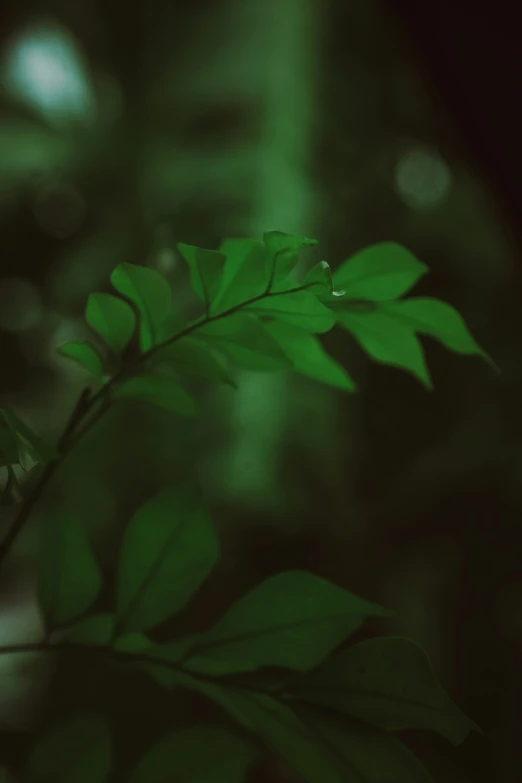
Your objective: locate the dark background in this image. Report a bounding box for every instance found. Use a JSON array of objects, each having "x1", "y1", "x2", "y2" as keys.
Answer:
[{"x1": 0, "y1": 1, "x2": 521, "y2": 780}]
